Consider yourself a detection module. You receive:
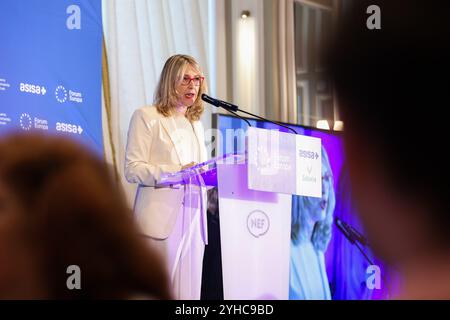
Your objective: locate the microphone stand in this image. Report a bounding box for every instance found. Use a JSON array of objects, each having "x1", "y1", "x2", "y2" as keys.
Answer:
[
  {"x1": 235, "y1": 108, "x2": 298, "y2": 134},
  {"x1": 335, "y1": 219, "x2": 391, "y2": 299},
  {"x1": 202, "y1": 94, "x2": 297, "y2": 134},
  {"x1": 222, "y1": 108, "x2": 252, "y2": 128},
  {"x1": 353, "y1": 239, "x2": 375, "y2": 266}
]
